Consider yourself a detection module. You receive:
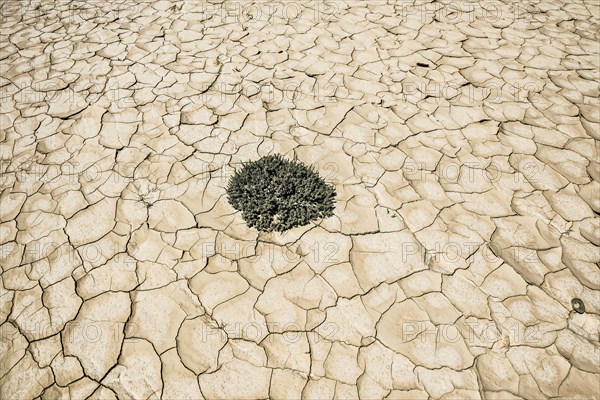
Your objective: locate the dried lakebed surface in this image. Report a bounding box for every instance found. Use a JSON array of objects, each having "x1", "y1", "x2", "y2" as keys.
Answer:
[{"x1": 1, "y1": 1, "x2": 599, "y2": 399}]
